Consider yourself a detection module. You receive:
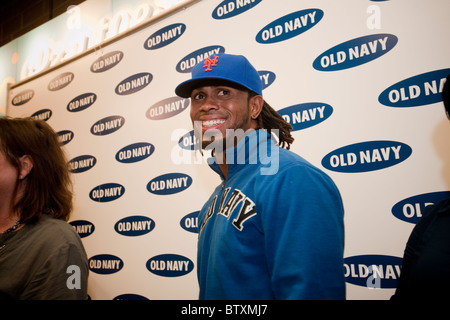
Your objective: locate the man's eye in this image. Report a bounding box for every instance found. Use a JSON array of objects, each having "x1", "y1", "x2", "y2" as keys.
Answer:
[
  {"x1": 193, "y1": 93, "x2": 204, "y2": 100},
  {"x1": 218, "y1": 89, "x2": 229, "y2": 96}
]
